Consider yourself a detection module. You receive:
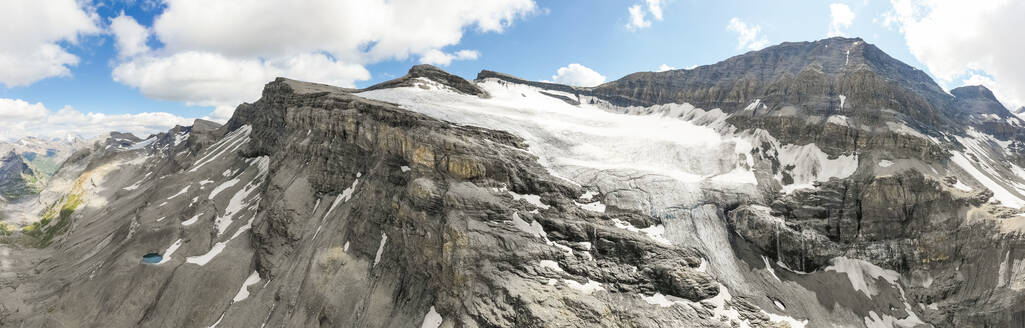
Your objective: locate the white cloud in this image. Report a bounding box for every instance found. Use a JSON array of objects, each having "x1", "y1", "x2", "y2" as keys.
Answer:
[
  {"x1": 0, "y1": 98, "x2": 191, "y2": 140},
  {"x1": 625, "y1": 0, "x2": 664, "y2": 30},
  {"x1": 0, "y1": 99, "x2": 49, "y2": 120},
  {"x1": 646, "y1": 0, "x2": 664, "y2": 20},
  {"x1": 112, "y1": 51, "x2": 370, "y2": 108},
  {"x1": 828, "y1": 3, "x2": 856, "y2": 37},
  {"x1": 0, "y1": 0, "x2": 100, "y2": 87},
  {"x1": 112, "y1": 0, "x2": 537, "y2": 118},
  {"x1": 551, "y1": 63, "x2": 606, "y2": 87},
  {"x1": 626, "y1": 5, "x2": 651, "y2": 30},
  {"x1": 886, "y1": 0, "x2": 1025, "y2": 109},
  {"x1": 656, "y1": 64, "x2": 676, "y2": 72},
  {"x1": 726, "y1": 18, "x2": 768, "y2": 51},
  {"x1": 419, "y1": 49, "x2": 480, "y2": 66},
  {"x1": 109, "y1": 12, "x2": 151, "y2": 58}
]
